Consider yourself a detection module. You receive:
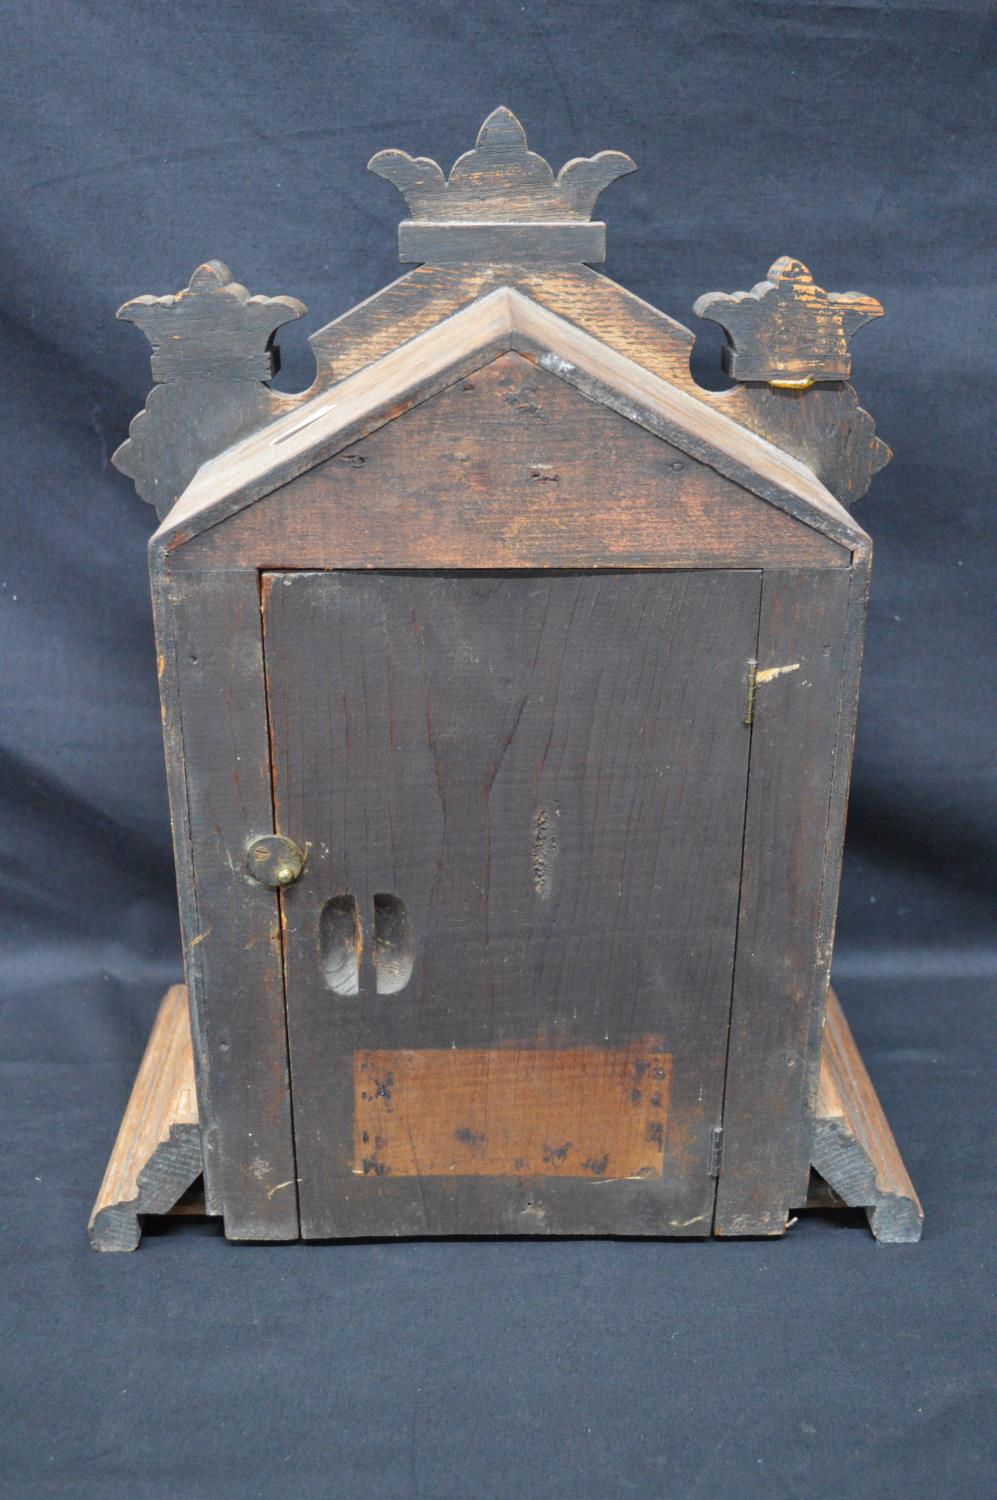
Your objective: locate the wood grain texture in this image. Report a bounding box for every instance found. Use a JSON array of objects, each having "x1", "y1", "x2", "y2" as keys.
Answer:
[
  {"x1": 513, "y1": 265, "x2": 696, "y2": 390},
  {"x1": 174, "y1": 353, "x2": 846, "y2": 572},
  {"x1": 369, "y1": 106, "x2": 634, "y2": 264},
  {"x1": 160, "y1": 294, "x2": 862, "y2": 558},
  {"x1": 718, "y1": 383, "x2": 890, "y2": 508},
  {"x1": 397, "y1": 221, "x2": 606, "y2": 265},
  {"x1": 693, "y1": 257, "x2": 883, "y2": 384},
  {"x1": 305, "y1": 260, "x2": 695, "y2": 395},
  {"x1": 165, "y1": 569, "x2": 298, "y2": 1240},
  {"x1": 111, "y1": 188, "x2": 889, "y2": 519},
  {"x1": 113, "y1": 261, "x2": 304, "y2": 517},
  {"x1": 307, "y1": 264, "x2": 494, "y2": 382},
  {"x1": 149, "y1": 559, "x2": 221, "y2": 1213},
  {"x1": 105, "y1": 106, "x2": 907, "y2": 1254},
  {"x1": 811, "y1": 990, "x2": 923, "y2": 1242},
  {"x1": 264, "y1": 568, "x2": 759, "y2": 1239},
  {"x1": 787, "y1": 551, "x2": 873, "y2": 1204},
  {"x1": 370, "y1": 106, "x2": 635, "y2": 222},
  {"x1": 89, "y1": 985, "x2": 202, "y2": 1251},
  {"x1": 714, "y1": 568, "x2": 854, "y2": 1238},
  {"x1": 353, "y1": 1042, "x2": 671, "y2": 1180},
  {"x1": 306, "y1": 262, "x2": 888, "y2": 506}
]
